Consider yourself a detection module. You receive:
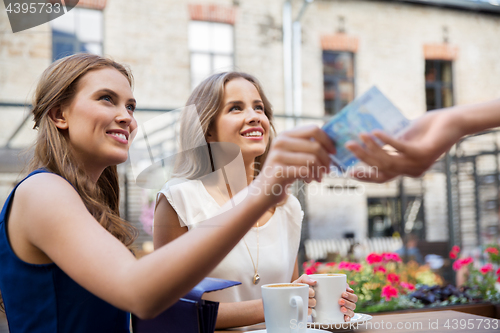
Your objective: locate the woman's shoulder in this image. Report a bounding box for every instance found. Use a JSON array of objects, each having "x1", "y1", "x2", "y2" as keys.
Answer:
[
  {"x1": 14, "y1": 172, "x2": 79, "y2": 208},
  {"x1": 17, "y1": 172, "x2": 76, "y2": 198}
]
